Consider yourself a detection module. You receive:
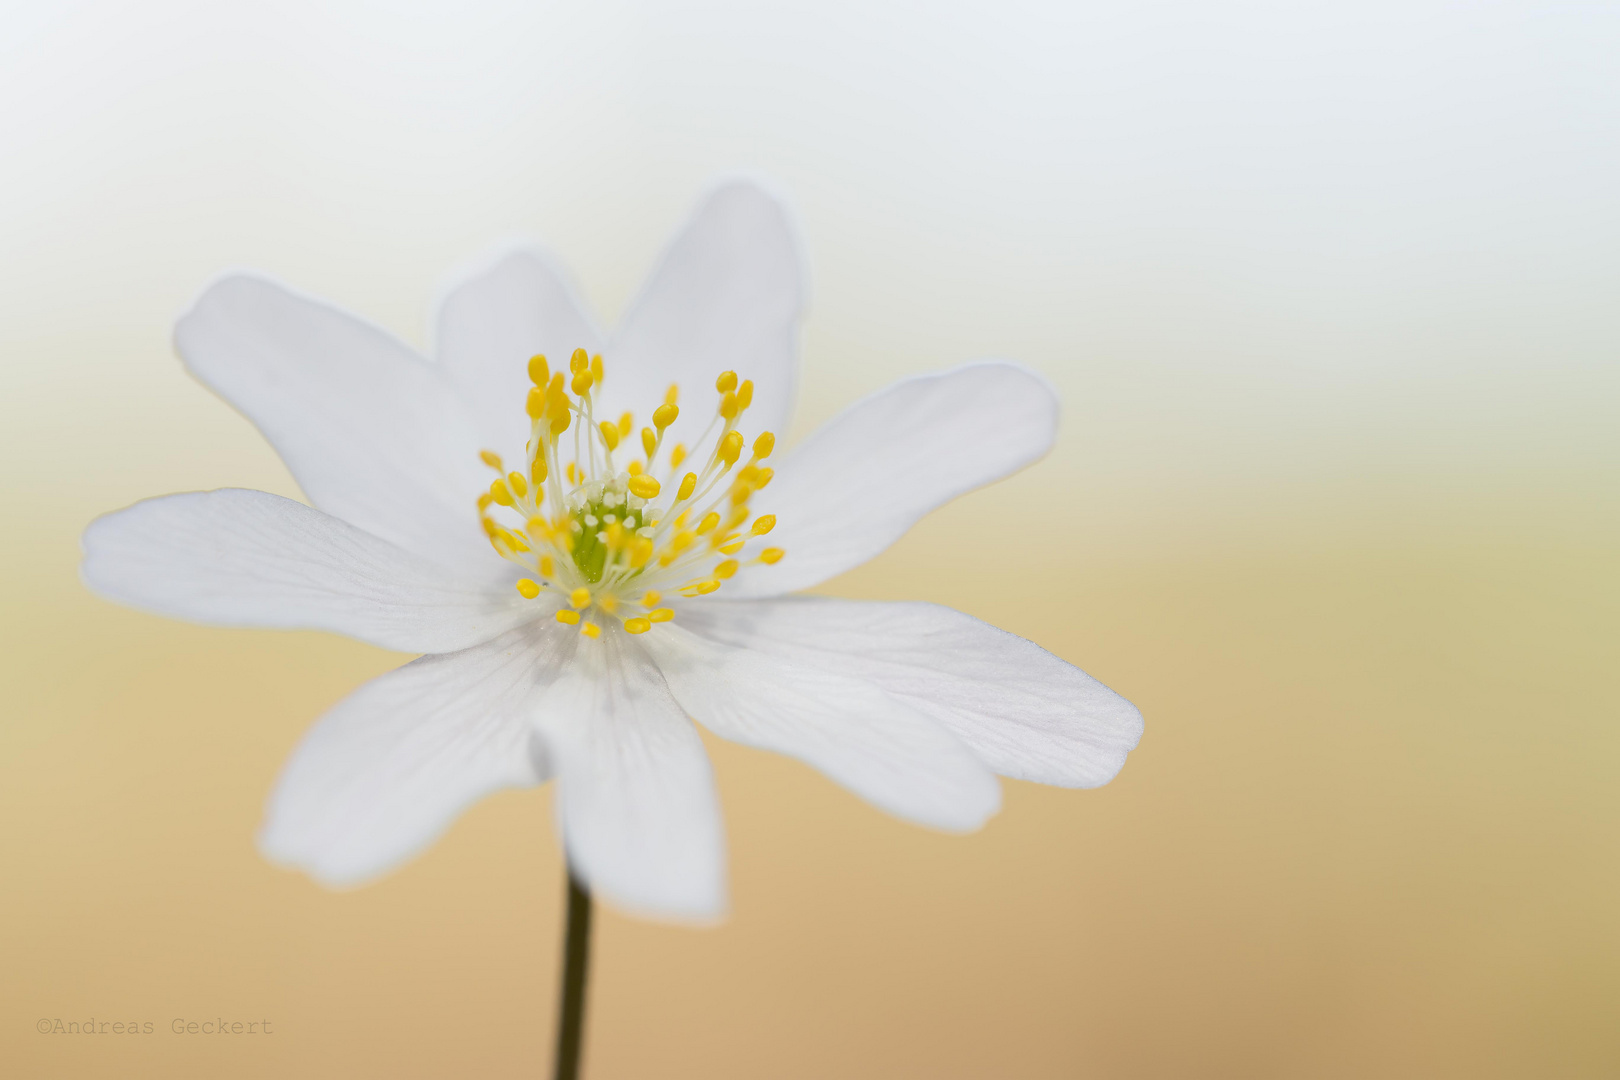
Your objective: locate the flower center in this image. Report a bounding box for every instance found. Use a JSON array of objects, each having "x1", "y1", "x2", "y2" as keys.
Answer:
[{"x1": 476, "y1": 349, "x2": 785, "y2": 639}]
